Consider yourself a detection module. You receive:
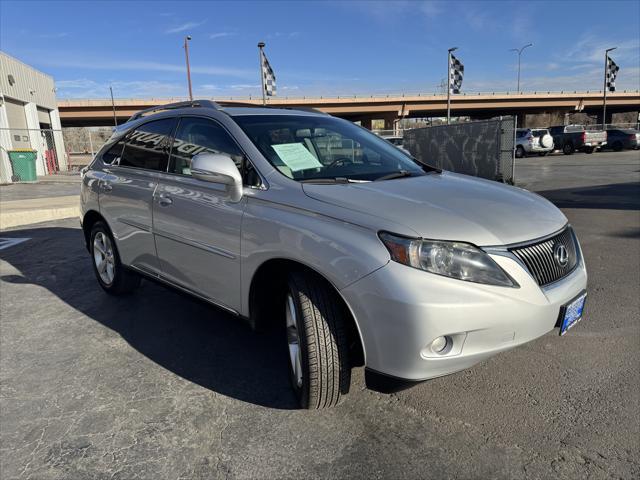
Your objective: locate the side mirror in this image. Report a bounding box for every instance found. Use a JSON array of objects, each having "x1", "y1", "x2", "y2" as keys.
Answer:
[{"x1": 191, "y1": 153, "x2": 243, "y2": 202}]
